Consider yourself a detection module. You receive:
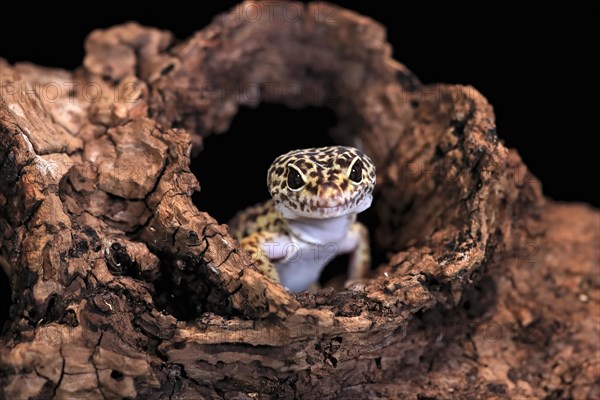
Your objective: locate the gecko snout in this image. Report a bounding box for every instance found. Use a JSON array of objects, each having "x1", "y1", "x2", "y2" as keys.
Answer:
[{"x1": 316, "y1": 182, "x2": 346, "y2": 208}]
